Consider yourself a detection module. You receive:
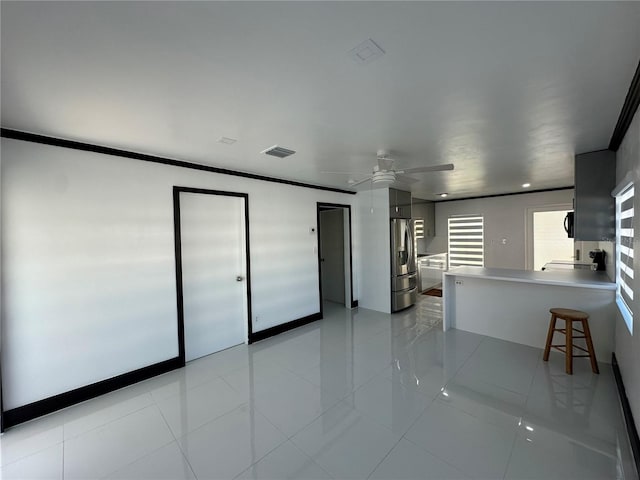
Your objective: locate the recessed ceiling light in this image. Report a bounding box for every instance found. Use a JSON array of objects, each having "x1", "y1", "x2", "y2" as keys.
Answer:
[
  {"x1": 348, "y1": 38, "x2": 385, "y2": 65},
  {"x1": 522, "y1": 183, "x2": 531, "y2": 188},
  {"x1": 439, "y1": 193, "x2": 448, "y2": 198},
  {"x1": 217, "y1": 136, "x2": 237, "y2": 145}
]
